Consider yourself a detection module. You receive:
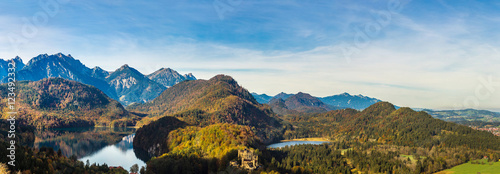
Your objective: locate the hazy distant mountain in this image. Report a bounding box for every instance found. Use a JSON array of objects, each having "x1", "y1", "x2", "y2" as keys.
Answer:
[
  {"x1": 106, "y1": 64, "x2": 167, "y2": 106},
  {"x1": 252, "y1": 91, "x2": 381, "y2": 110},
  {"x1": 251, "y1": 92, "x2": 273, "y2": 103},
  {"x1": 147, "y1": 68, "x2": 196, "y2": 88},
  {"x1": 268, "y1": 92, "x2": 341, "y2": 114},
  {"x1": 319, "y1": 92, "x2": 381, "y2": 110},
  {"x1": 424, "y1": 109, "x2": 500, "y2": 122},
  {"x1": 274, "y1": 92, "x2": 293, "y2": 100},
  {"x1": 0, "y1": 53, "x2": 196, "y2": 106}
]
